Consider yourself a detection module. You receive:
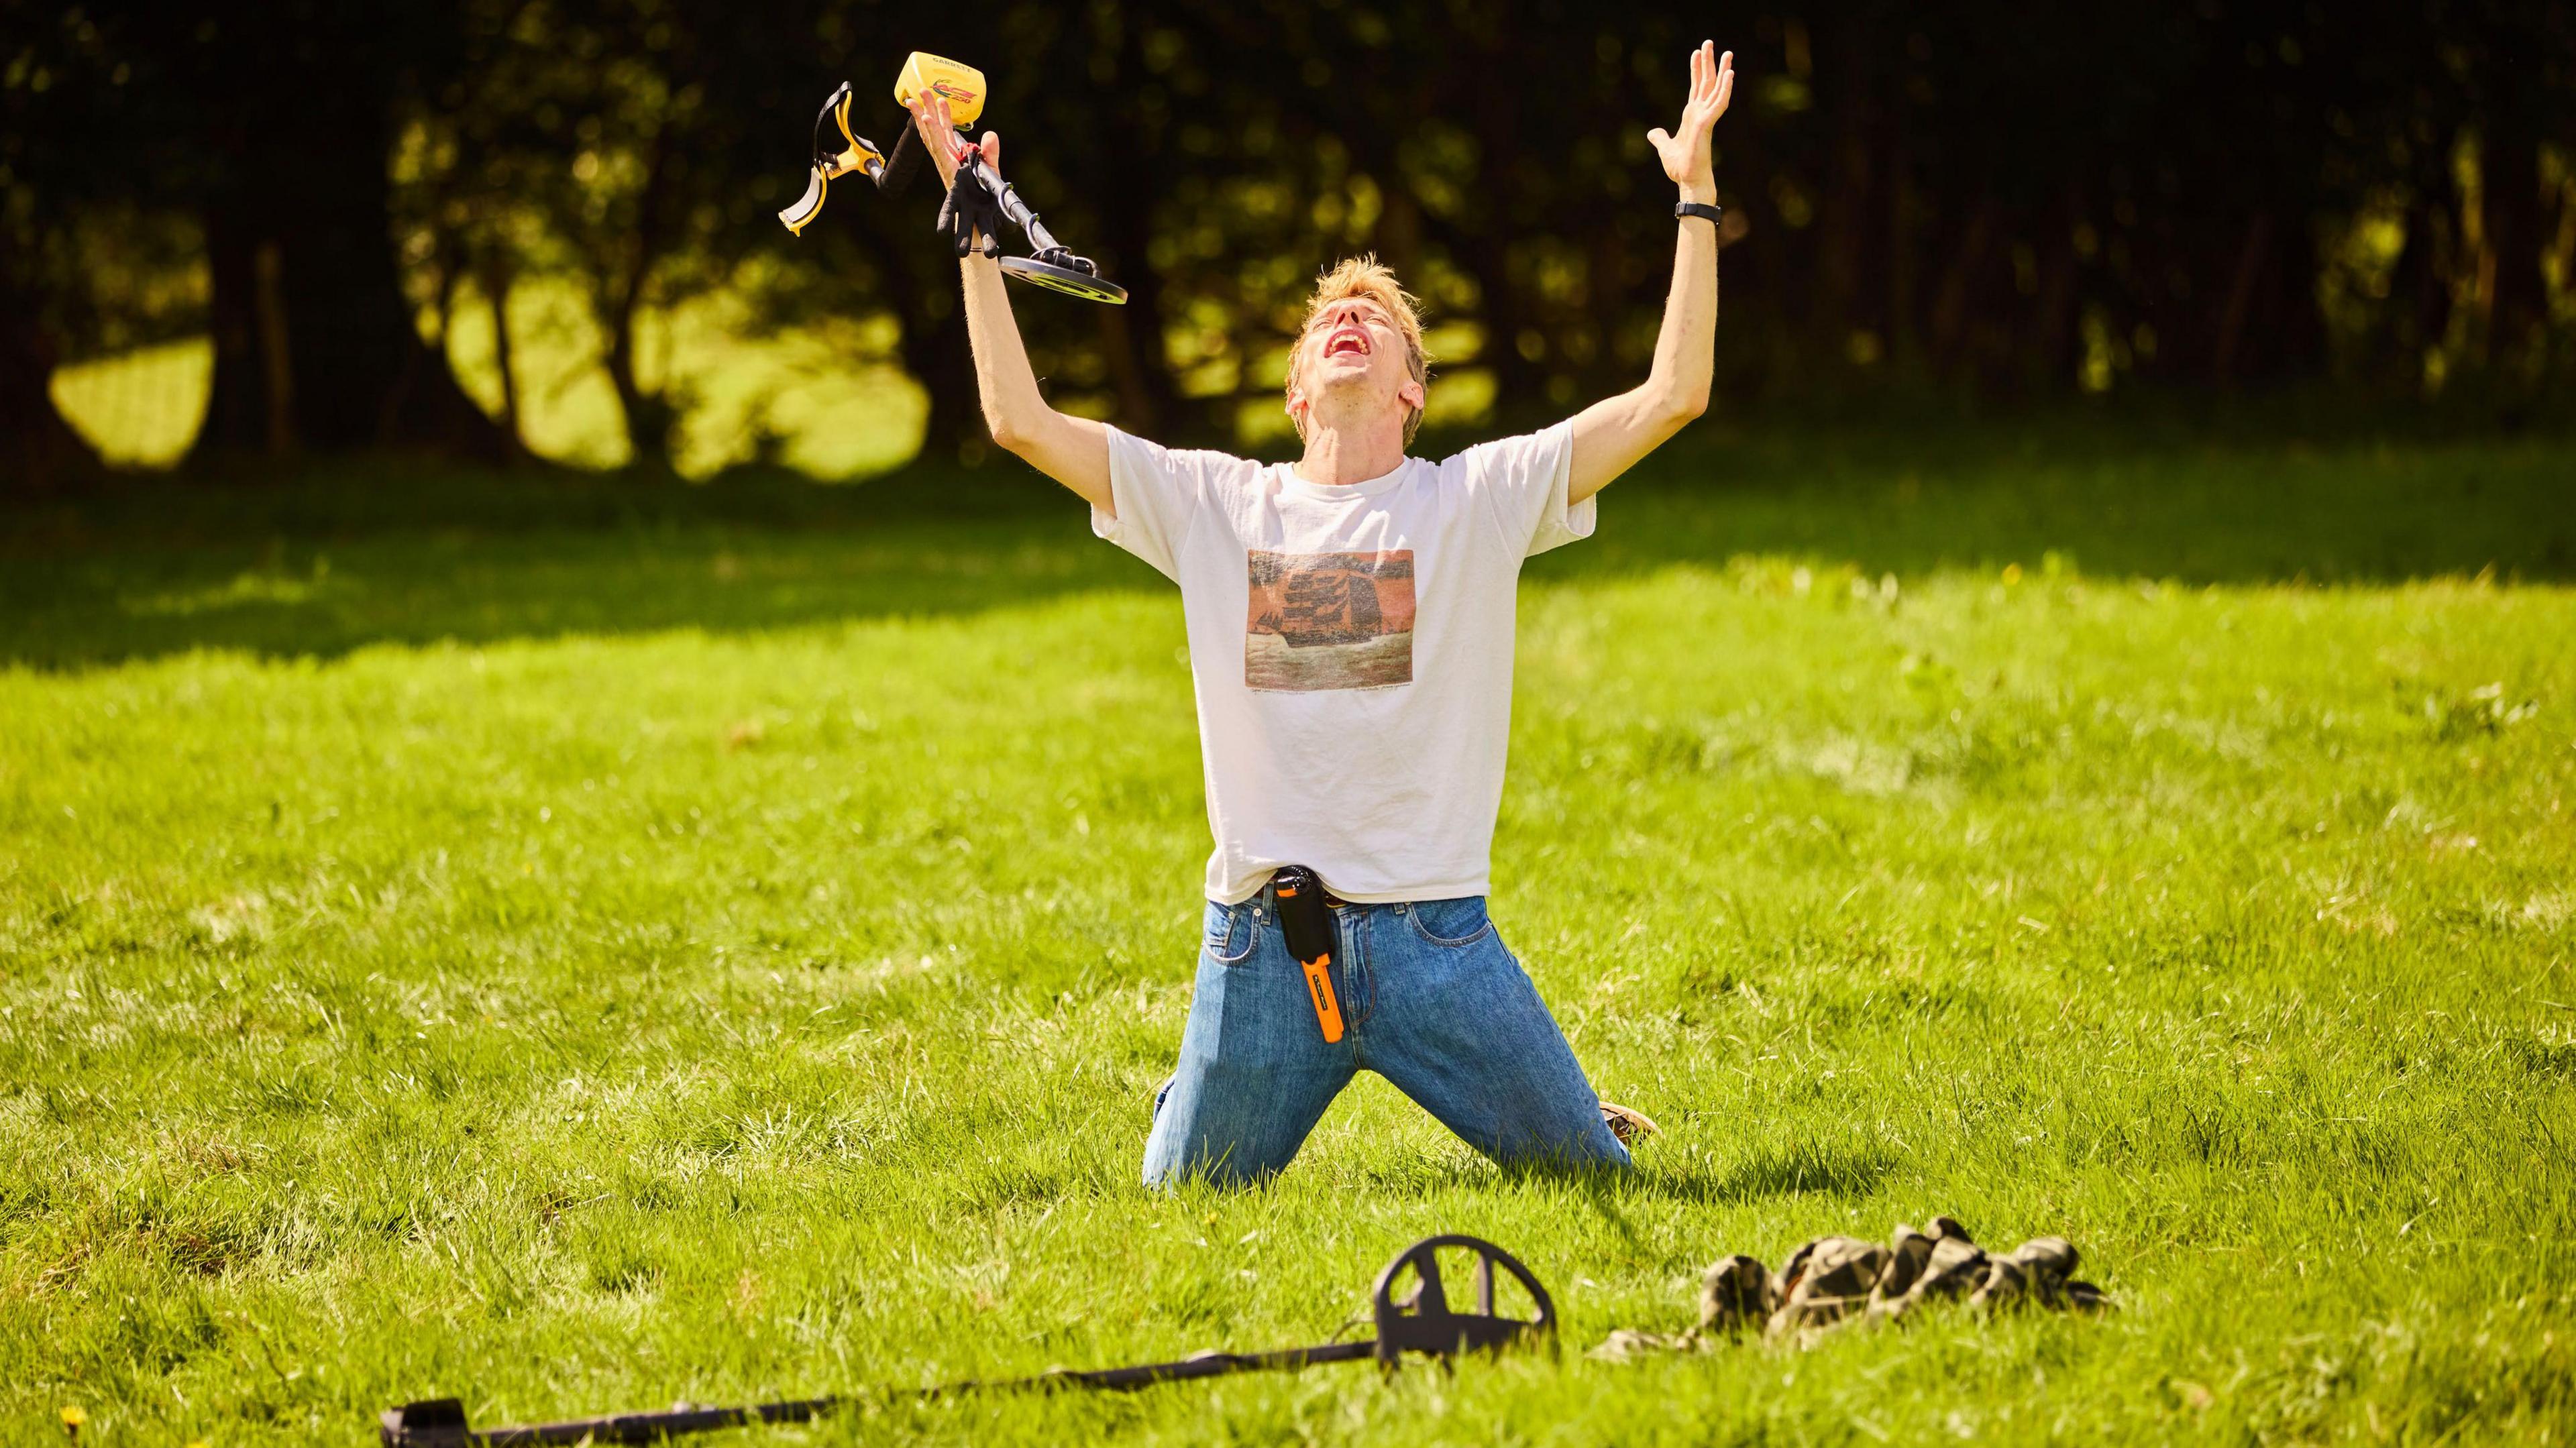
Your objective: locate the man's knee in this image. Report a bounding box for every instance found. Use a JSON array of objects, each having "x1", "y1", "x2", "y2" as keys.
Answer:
[
  {"x1": 1141, "y1": 1115, "x2": 1278, "y2": 1190},
  {"x1": 1140, "y1": 1064, "x2": 1303, "y2": 1189},
  {"x1": 1489, "y1": 1129, "x2": 1633, "y2": 1174},
  {"x1": 1141, "y1": 1147, "x2": 1273, "y2": 1192},
  {"x1": 1454, "y1": 1084, "x2": 1633, "y2": 1173}
]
